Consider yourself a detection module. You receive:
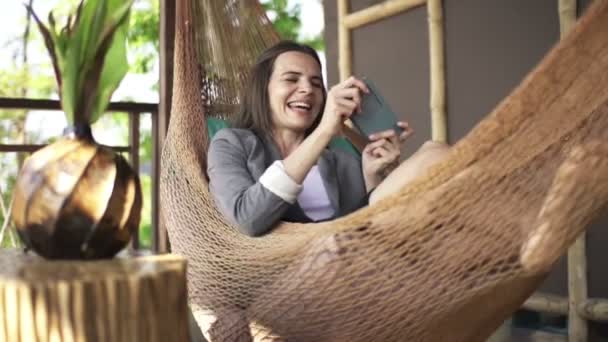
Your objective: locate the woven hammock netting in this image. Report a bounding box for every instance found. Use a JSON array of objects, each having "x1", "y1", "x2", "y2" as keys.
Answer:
[{"x1": 160, "y1": 0, "x2": 608, "y2": 341}]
